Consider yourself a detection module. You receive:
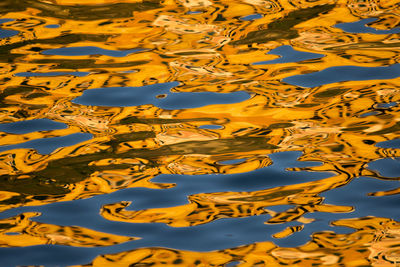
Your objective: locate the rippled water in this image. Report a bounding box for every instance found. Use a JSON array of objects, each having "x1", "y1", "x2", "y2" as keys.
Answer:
[{"x1": 0, "y1": 0, "x2": 400, "y2": 266}]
